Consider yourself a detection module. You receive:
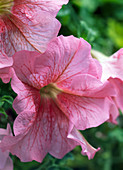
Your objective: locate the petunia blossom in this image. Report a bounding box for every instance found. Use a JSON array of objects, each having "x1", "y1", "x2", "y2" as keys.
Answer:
[
  {"x1": 0, "y1": 36, "x2": 118, "y2": 162},
  {"x1": 91, "y1": 49, "x2": 123, "y2": 112},
  {"x1": 0, "y1": 124, "x2": 13, "y2": 170},
  {"x1": 0, "y1": 0, "x2": 68, "y2": 82},
  {"x1": 0, "y1": 0, "x2": 68, "y2": 56}
]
